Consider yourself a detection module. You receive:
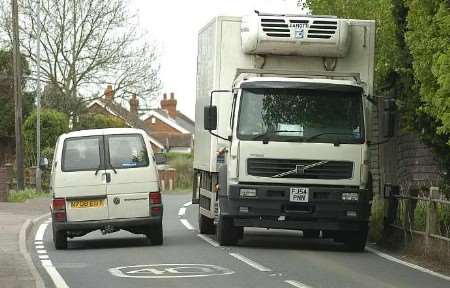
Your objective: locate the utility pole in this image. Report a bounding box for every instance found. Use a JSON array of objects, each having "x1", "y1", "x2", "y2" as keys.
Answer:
[
  {"x1": 36, "y1": 0, "x2": 42, "y2": 191},
  {"x1": 11, "y1": 0, "x2": 24, "y2": 191}
]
